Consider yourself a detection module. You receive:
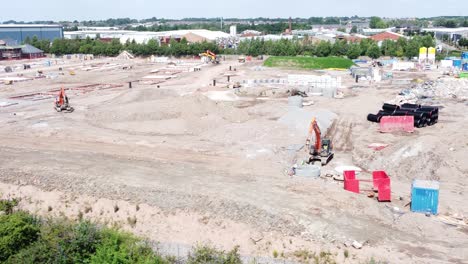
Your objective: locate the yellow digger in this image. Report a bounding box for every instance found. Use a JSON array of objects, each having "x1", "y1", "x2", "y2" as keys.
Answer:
[{"x1": 200, "y1": 50, "x2": 220, "y2": 64}]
